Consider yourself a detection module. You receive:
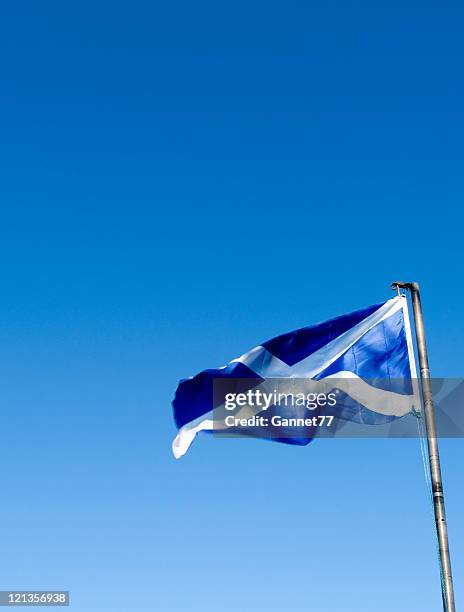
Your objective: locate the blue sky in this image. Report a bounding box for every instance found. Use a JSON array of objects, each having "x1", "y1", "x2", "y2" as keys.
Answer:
[{"x1": 0, "y1": 1, "x2": 463, "y2": 610}]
